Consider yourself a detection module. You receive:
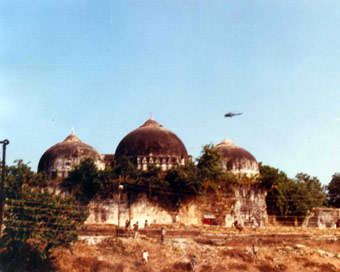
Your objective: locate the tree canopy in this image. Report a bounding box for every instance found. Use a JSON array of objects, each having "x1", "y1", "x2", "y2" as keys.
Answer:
[
  {"x1": 259, "y1": 164, "x2": 327, "y2": 218},
  {"x1": 197, "y1": 144, "x2": 228, "y2": 181},
  {"x1": 62, "y1": 144, "x2": 236, "y2": 207},
  {"x1": 0, "y1": 160, "x2": 88, "y2": 272},
  {"x1": 58, "y1": 151, "x2": 328, "y2": 219},
  {"x1": 61, "y1": 158, "x2": 102, "y2": 205},
  {"x1": 327, "y1": 173, "x2": 340, "y2": 208}
]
